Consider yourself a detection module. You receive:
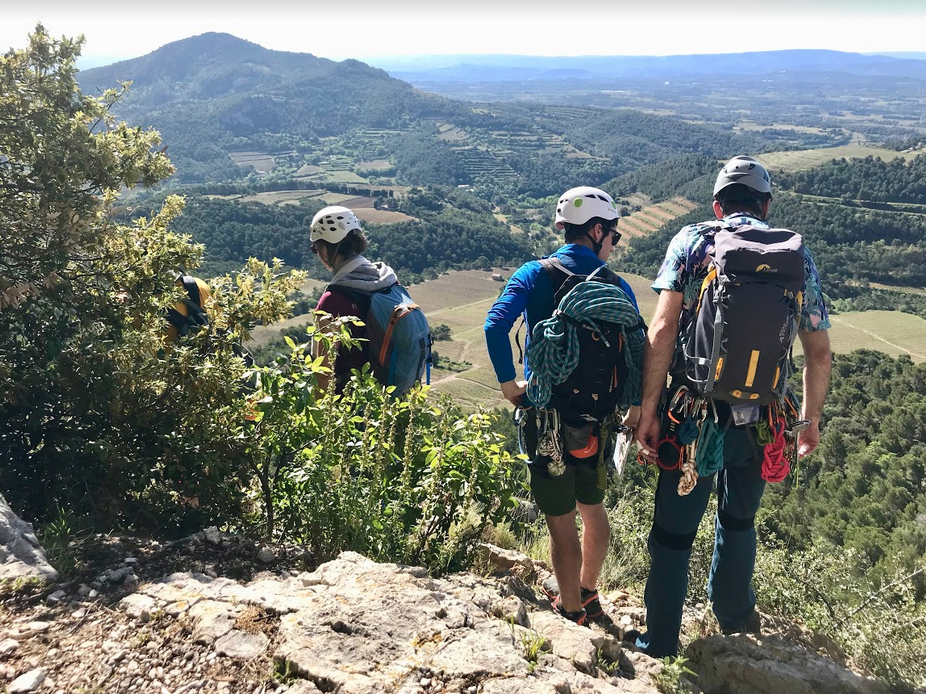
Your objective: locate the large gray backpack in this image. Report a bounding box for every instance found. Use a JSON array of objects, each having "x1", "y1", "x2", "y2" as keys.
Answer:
[{"x1": 676, "y1": 223, "x2": 805, "y2": 405}]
